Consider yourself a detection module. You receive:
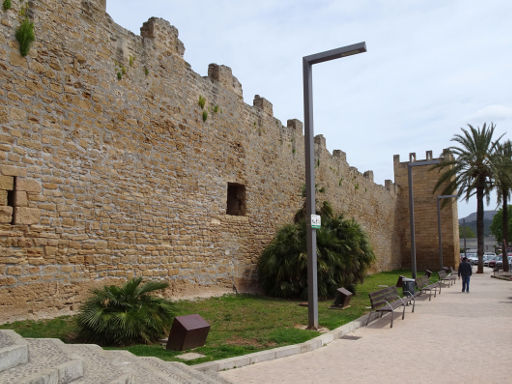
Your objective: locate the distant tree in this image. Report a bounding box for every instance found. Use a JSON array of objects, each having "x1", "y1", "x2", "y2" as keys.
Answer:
[
  {"x1": 490, "y1": 206, "x2": 512, "y2": 243},
  {"x1": 459, "y1": 225, "x2": 476, "y2": 238},
  {"x1": 434, "y1": 123, "x2": 503, "y2": 273},
  {"x1": 491, "y1": 141, "x2": 512, "y2": 273}
]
